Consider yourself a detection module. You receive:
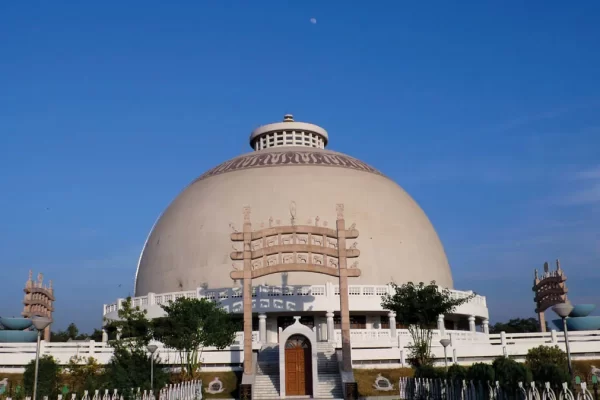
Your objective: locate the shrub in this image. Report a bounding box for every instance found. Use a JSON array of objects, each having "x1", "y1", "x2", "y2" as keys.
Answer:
[
  {"x1": 492, "y1": 357, "x2": 532, "y2": 389},
  {"x1": 525, "y1": 345, "x2": 569, "y2": 385},
  {"x1": 23, "y1": 355, "x2": 60, "y2": 398},
  {"x1": 103, "y1": 348, "x2": 169, "y2": 395},
  {"x1": 414, "y1": 365, "x2": 446, "y2": 379},
  {"x1": 467, "y1": 363, "x2": 495, "y2": 383},
  {"x1": 447, "y1": 364, "x2": 468, "y2": 383}
]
